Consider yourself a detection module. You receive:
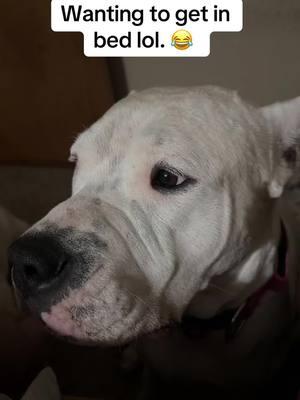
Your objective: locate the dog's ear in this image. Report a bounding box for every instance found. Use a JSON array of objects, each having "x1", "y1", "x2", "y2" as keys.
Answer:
[{"x1": 261, "y1": 97, "x2": 300, "y2": 198}]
